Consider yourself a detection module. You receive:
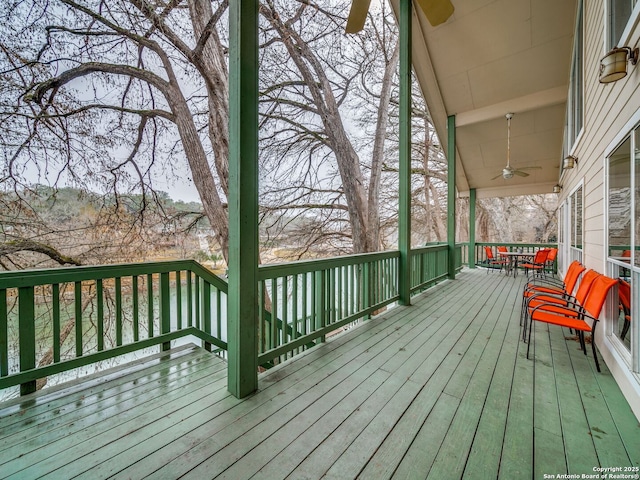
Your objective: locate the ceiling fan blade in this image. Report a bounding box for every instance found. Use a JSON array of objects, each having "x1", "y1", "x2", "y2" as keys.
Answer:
[
  {"x1": 513, "y1": 170, "x2": 530, "y2": 177},
  {"x1": 519, "y1": 166, "x2": 542, "y2": 171},
  {"x1": 345, "y1": 0, "x2": 372, "y2": 34},
  {"x1": 414, "y1": 0, "x2": 455, "y2": 26},
  {"x1": 491, "y1": 173, "x2": 505, "y2": 181}
]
